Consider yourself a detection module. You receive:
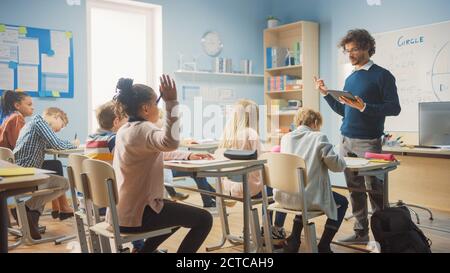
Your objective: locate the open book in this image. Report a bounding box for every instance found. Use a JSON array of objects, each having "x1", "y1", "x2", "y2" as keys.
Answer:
[
  {"x1": 166, "y1": 159, "x2": 230, "y2": 165},
  {"x1": 344, "y1": 158, "x2": 369, "y2": 167}
]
